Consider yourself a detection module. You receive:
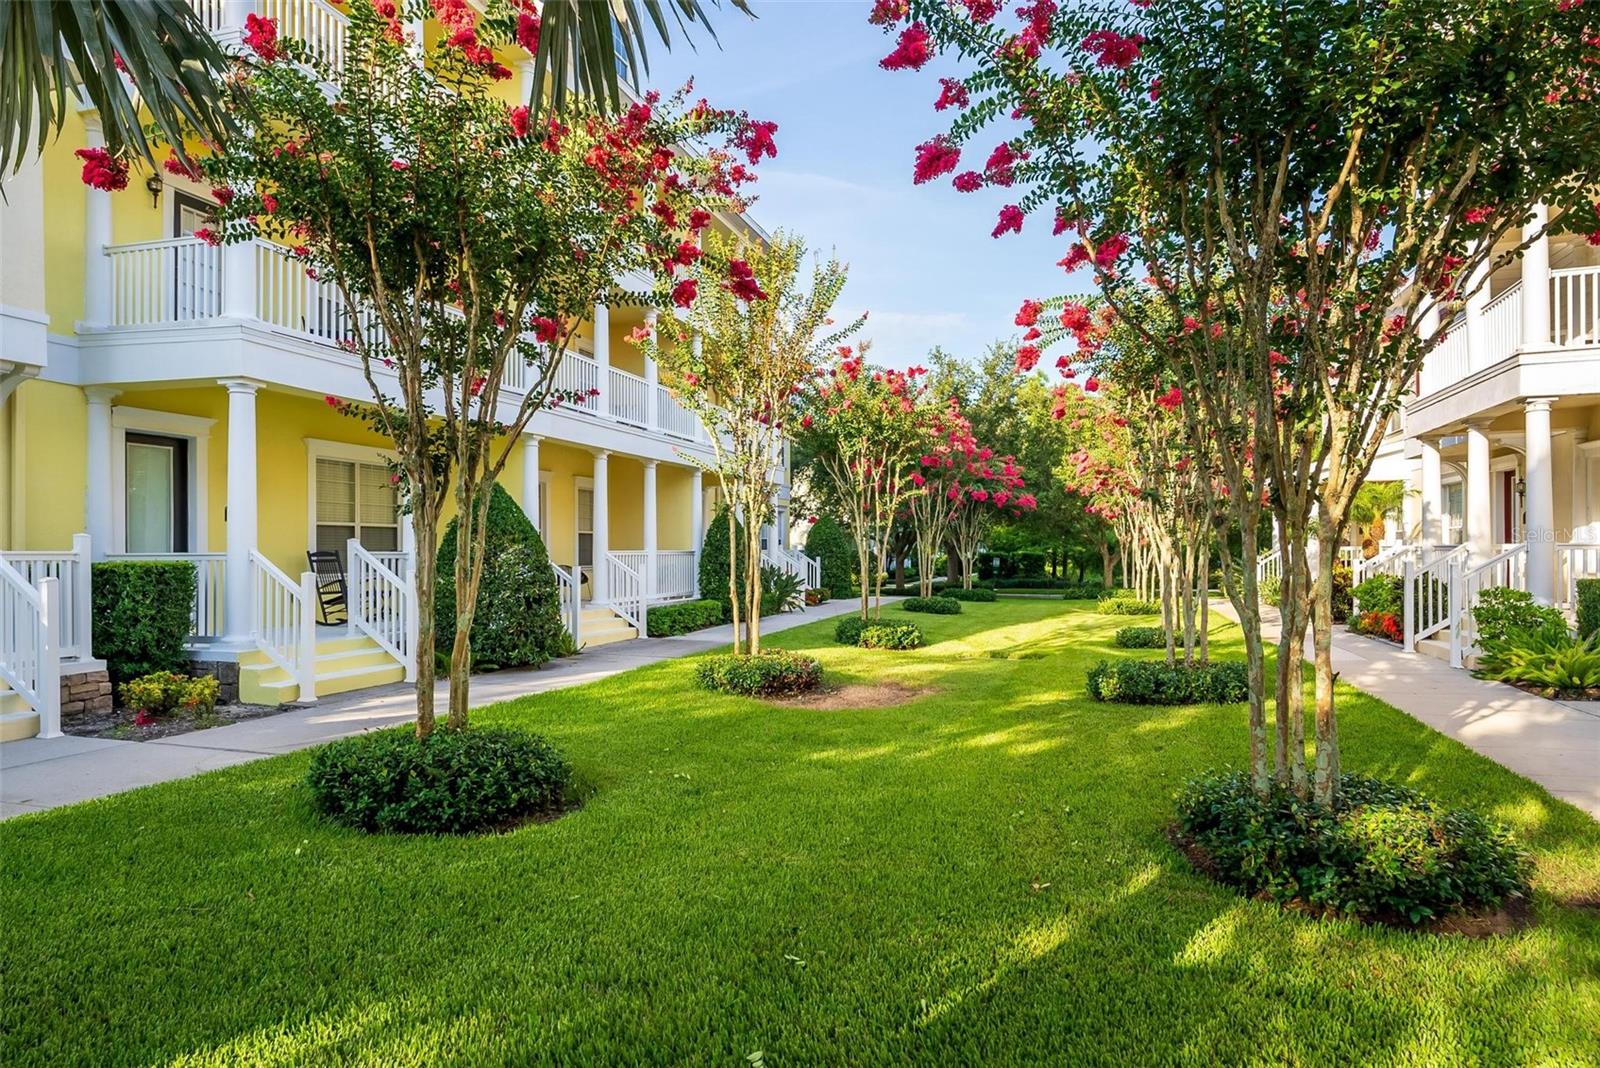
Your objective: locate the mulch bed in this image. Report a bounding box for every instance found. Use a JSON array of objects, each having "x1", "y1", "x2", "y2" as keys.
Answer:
[
  {"x1": 1500, "y1": 680, "x2": 1600, "y2": 702},
  {"x1": 64, "y1": 702, "x2": 294, "y2": 742},
  {"x1": 768, "y1": 682, "x2": 935, "y2": 710}
]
